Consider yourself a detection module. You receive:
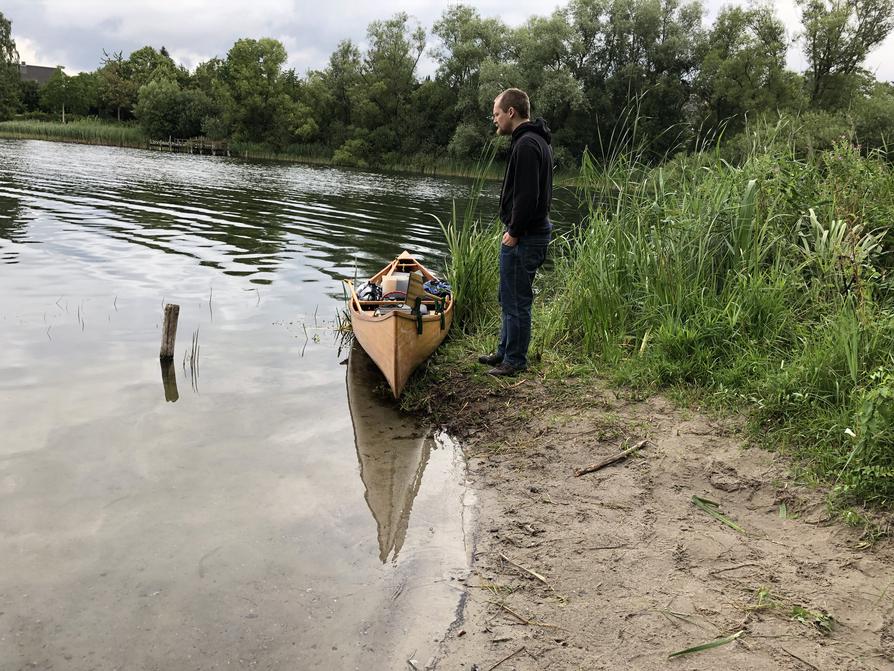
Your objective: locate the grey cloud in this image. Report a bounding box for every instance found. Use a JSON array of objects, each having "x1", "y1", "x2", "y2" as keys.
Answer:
[{"x1": 4, "y1": 0, "x2": 893, "y2": 81}]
